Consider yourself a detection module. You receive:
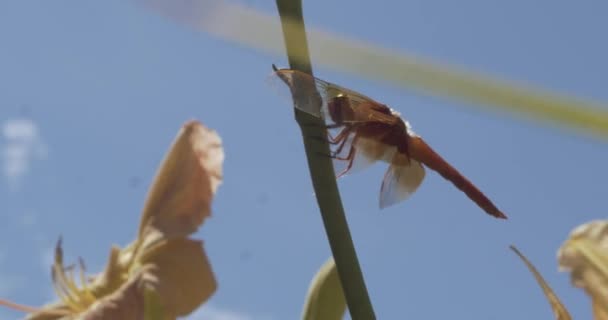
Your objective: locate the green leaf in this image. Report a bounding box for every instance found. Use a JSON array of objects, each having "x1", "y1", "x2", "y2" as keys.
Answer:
[{"x1": 301, "y1": 257, "x2": 347, "y2": 320}]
